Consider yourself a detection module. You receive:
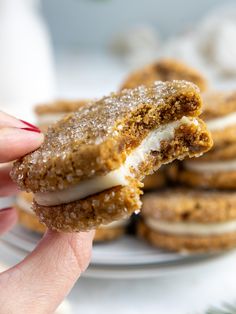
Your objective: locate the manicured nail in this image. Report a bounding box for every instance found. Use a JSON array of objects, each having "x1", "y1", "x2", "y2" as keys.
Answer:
[
  {"x1": 0, "y1": 207, "x2": 12, "y2": 212},
  {"x1": 21, "y1": 127, "x2": 41, "y2": 133},
  {"x1": 20, "y1": 120, "x2": 41, "y2": 132}
]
